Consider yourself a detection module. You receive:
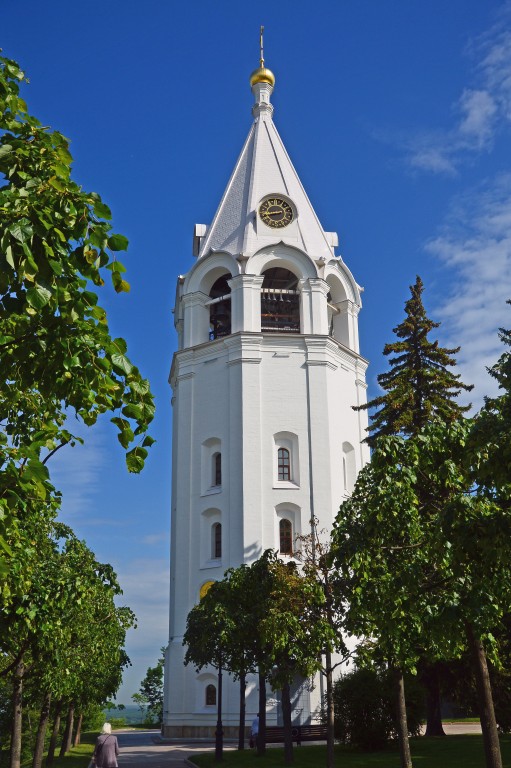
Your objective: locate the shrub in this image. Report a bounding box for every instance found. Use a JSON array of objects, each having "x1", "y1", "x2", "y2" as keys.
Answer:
[{"x1": 333, "y1": 666, "x2": 423, "y2": 751}]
